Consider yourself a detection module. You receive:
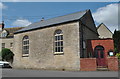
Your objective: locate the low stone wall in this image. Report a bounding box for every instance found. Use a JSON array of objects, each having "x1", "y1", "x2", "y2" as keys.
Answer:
[
  {"x1": 107, "y1": 57, "x2": 118, "y2": 71},
  {"x1": 80, "y1": 58, "x2": 97, "y2": 71}
]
